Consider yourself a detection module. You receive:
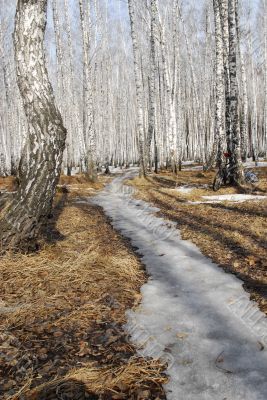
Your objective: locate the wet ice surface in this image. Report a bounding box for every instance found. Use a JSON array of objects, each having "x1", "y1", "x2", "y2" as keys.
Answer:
[{"x1": 91, "y1": 169, "x2": 267, "y2": 400}]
